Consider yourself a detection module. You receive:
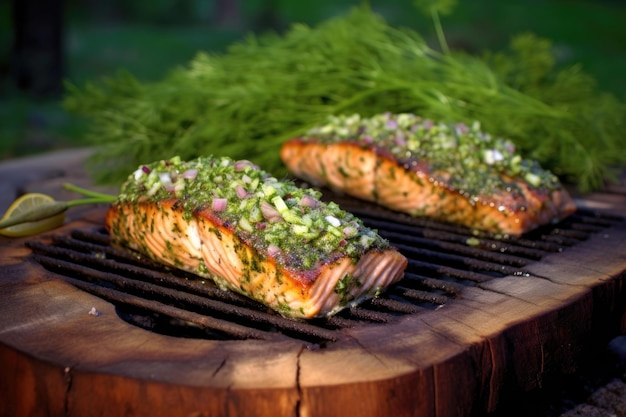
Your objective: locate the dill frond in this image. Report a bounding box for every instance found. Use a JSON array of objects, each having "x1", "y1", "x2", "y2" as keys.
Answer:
[{"x1": 64, "y1": 6, "x2": 626, "y2": 192}]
